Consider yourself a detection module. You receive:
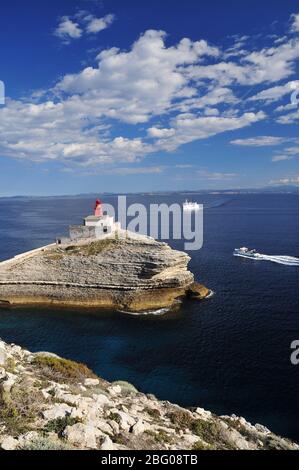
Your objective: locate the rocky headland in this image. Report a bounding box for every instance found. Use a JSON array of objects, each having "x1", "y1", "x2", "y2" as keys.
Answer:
[
  {"x1": 0, "y1": 232, "x2": 209, "y2": 312},
  {"x1": 0, "y1": 339, "x2": 297, "y2": 451}
]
